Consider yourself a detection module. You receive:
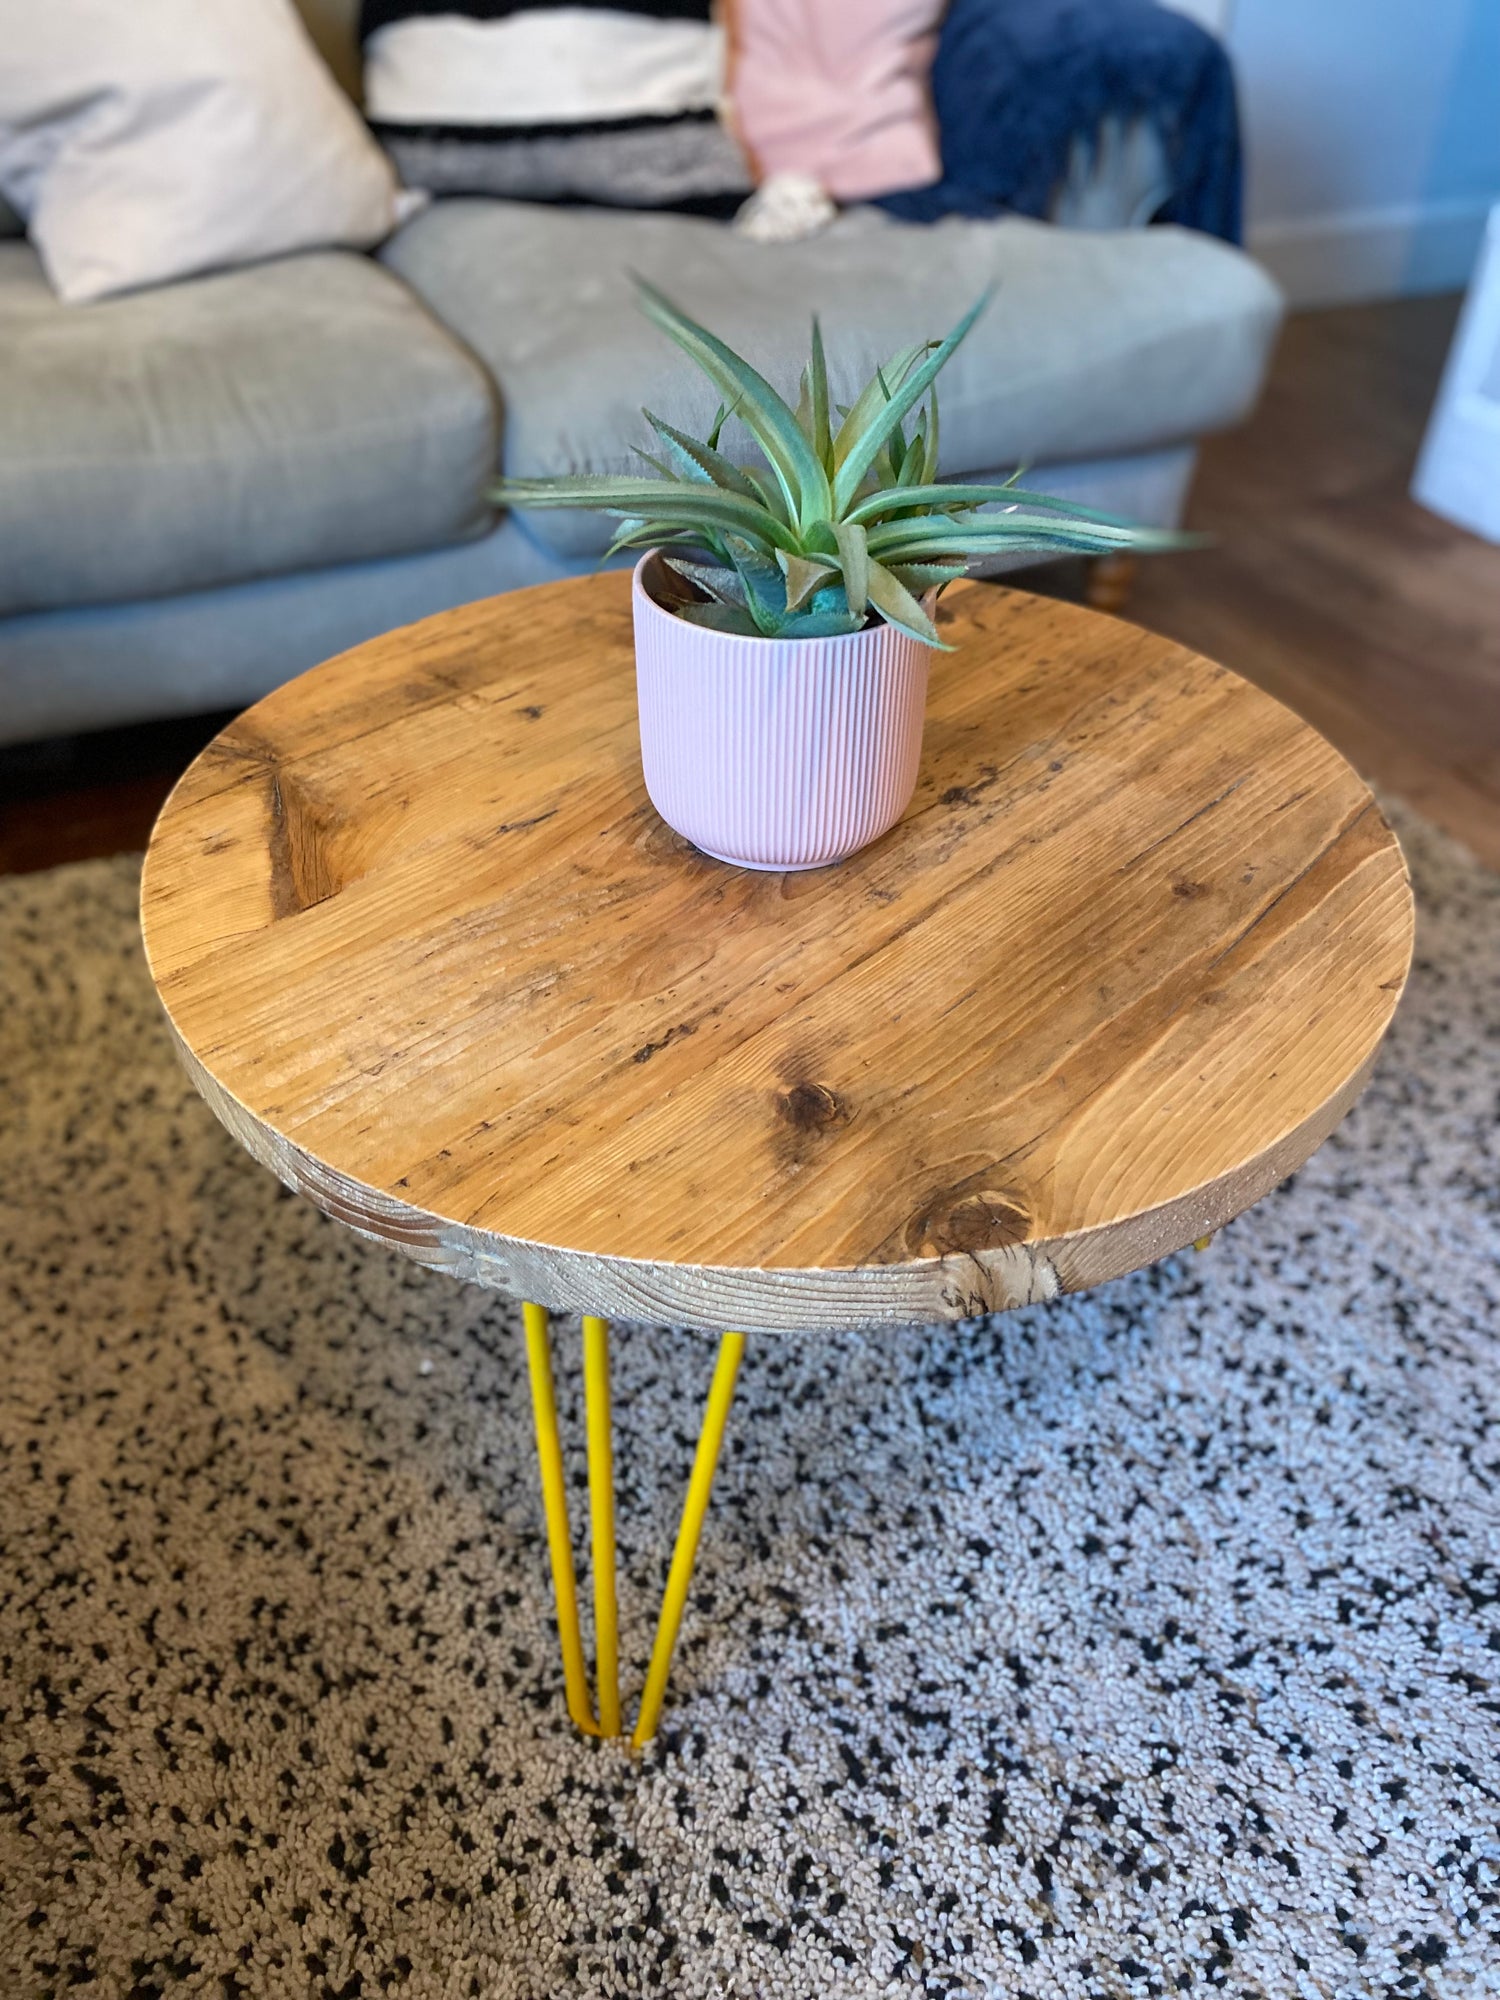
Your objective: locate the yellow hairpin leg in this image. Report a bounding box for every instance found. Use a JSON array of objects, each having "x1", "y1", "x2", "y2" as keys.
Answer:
[
  {"x1": 582, "y1": 1315, "x2": 621, "y2": 1737},
  {"x1": 632, "y1": 1331, "x2": 746, "y2": 1750},
  {"x1": 522, "y1": 1302, "x2": 597, "y2": 1737}
]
